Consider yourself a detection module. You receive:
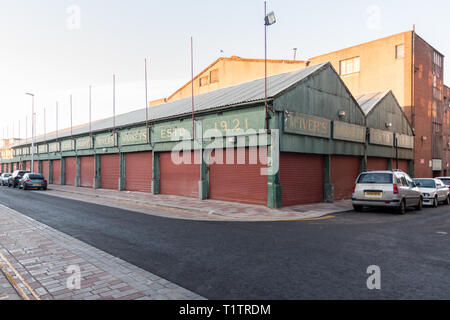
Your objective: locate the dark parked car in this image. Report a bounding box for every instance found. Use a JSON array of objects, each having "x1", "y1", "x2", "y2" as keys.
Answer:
[
  {"x1": 8, "y1": 170, "x2": 30, "y2": 188},
  {"x1": 18, "y1": 173, "x2": 47, "y2": 190},
  {"x1": 1, "y1": 173, "x2": 11, "y2": 186}
]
